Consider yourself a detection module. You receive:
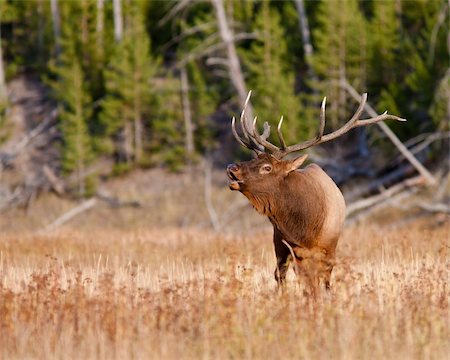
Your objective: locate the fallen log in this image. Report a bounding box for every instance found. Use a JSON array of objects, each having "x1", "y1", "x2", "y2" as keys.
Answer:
[
  {"x1": 44, "y1": 198, "x2": 97, "y2": 232},
  {"x1": 0, "y1": 109, "x2": 58, "y2": 168},
  {"x1": 346, "y1": 175, "x2": 425, "y2": 217}
]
